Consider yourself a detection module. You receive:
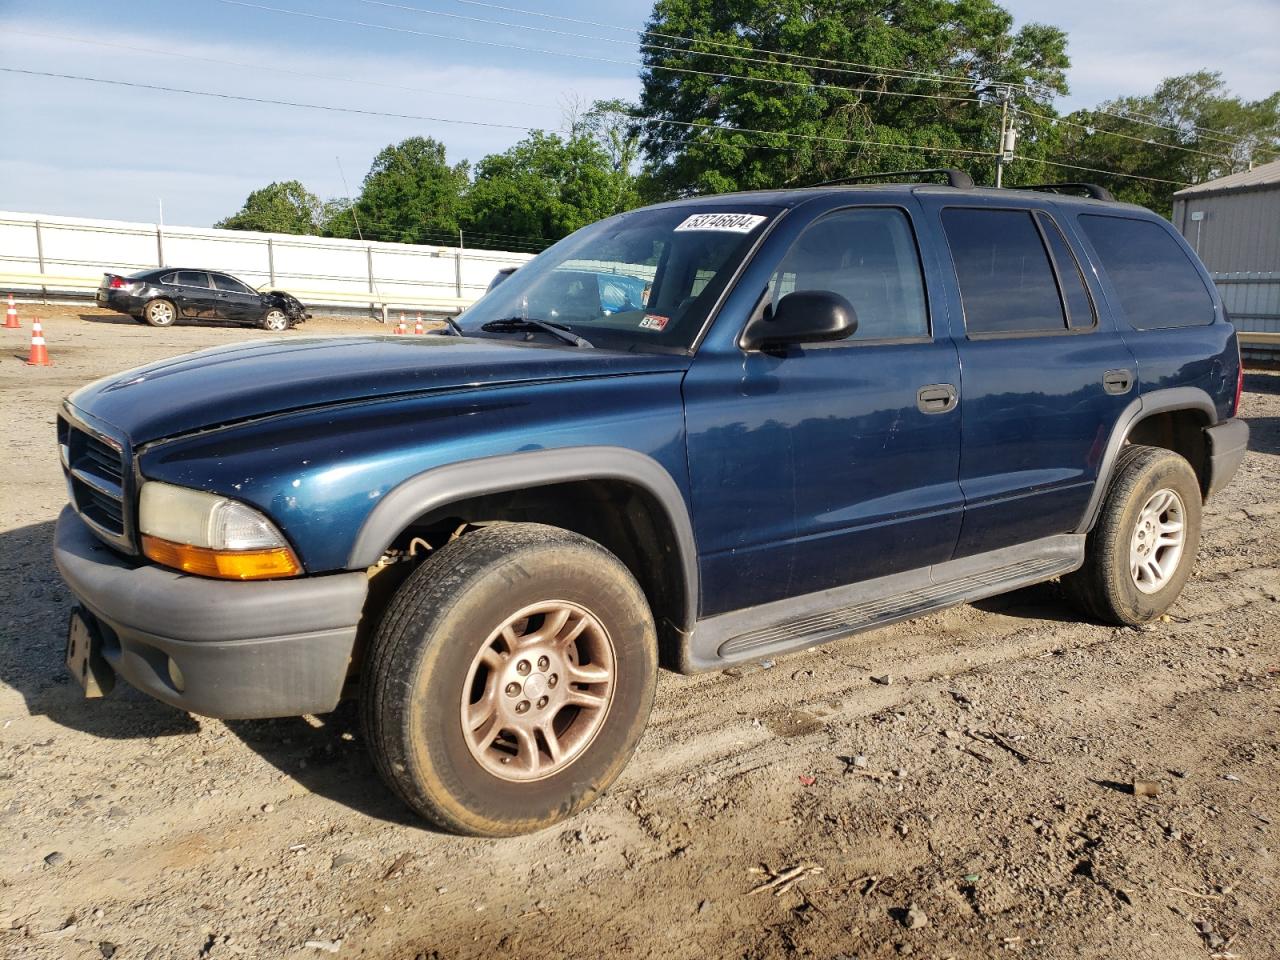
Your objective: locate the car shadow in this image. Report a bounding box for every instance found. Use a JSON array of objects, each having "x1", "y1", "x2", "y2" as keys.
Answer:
[
  {"x1": 77, "y1": 312, "x2": 257, "y2": 331},
  {"x1": 1246, "y1": 416, "x2": 1278, "y2": 456},
  {"x1": 1243, "y1": 371, "x2": 1280, "y2": 396},
  {"x1": 0, "y1": 518, "x2": 421, "y2": 825},
  {"x1": 77, "y1": 311, "x2": 139, "y2": 326},
  {"x1": 969, "y1": 580, "x2": 1083, "y2": 624},
  {"x1": 0, "y1": 519, "x2": 200, "y2": 739}
]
